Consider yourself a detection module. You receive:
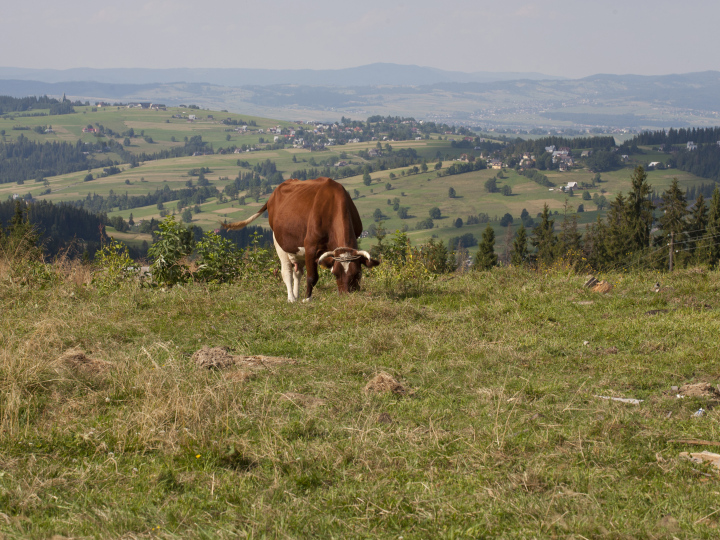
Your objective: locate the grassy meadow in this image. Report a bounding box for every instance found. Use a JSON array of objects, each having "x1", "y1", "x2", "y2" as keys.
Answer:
[{"x1": 2, "y1": 251, "x2": 720, "y2": 538}]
